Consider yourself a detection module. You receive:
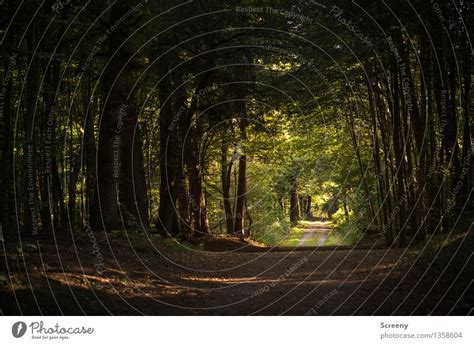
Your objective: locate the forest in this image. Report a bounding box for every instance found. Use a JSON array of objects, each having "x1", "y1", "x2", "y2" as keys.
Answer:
[{"x1": 0, "y1": 0, "x2": 472, "y2": 315}]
